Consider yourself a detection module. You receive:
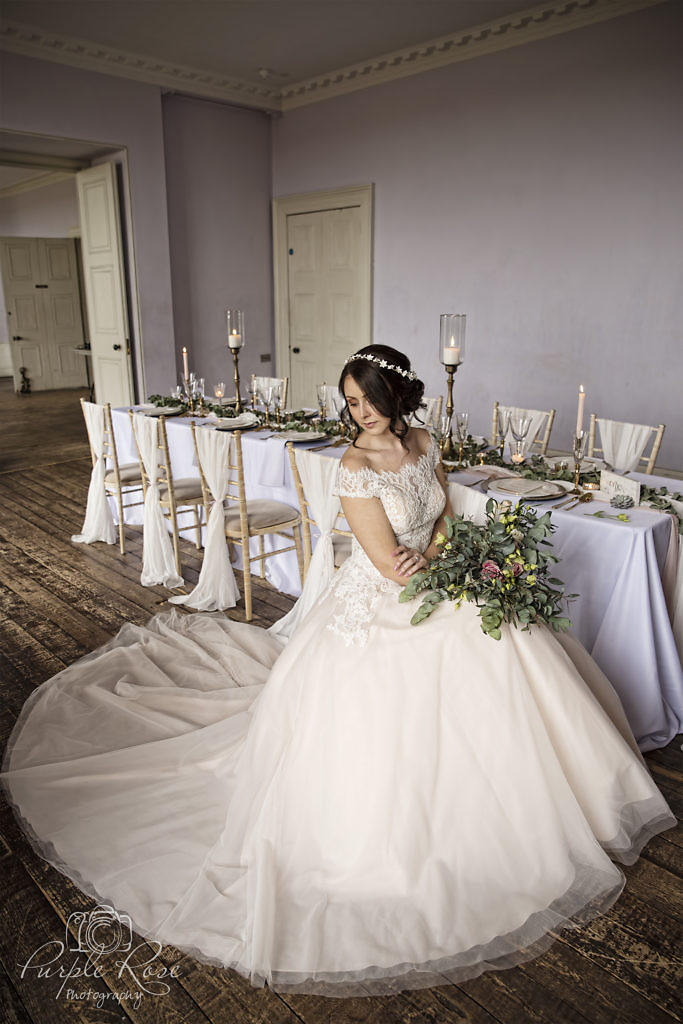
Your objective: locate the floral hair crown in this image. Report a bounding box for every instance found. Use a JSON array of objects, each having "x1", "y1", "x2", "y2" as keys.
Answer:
[{"x1": 344, "y1": 352, "x2": 418, "y2": 381}]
